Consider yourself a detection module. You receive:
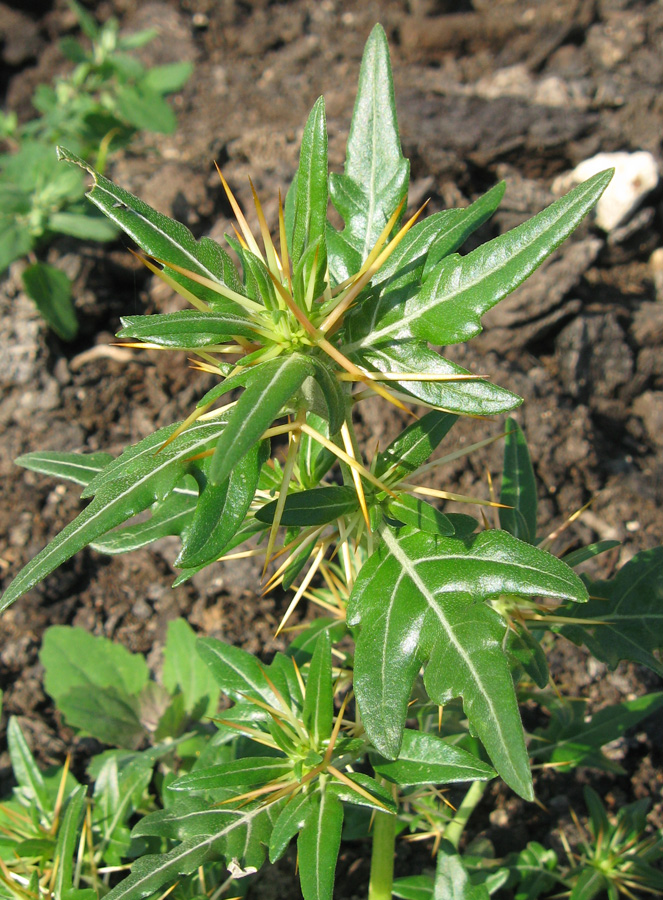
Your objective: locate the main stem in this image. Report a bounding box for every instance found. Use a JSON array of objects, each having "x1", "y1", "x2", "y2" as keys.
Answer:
[
  {"x1": 368, "y1": 810, "x2": 396, "y2": 900},
  {"x1": 444, "y1": 779, "x2": 487, "y2": 850}
]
